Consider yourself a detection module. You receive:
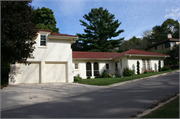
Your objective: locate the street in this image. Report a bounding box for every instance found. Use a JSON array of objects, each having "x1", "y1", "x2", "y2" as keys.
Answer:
[{"x1": 1, "y1": 72, "x2": 179, "y2": 118}]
